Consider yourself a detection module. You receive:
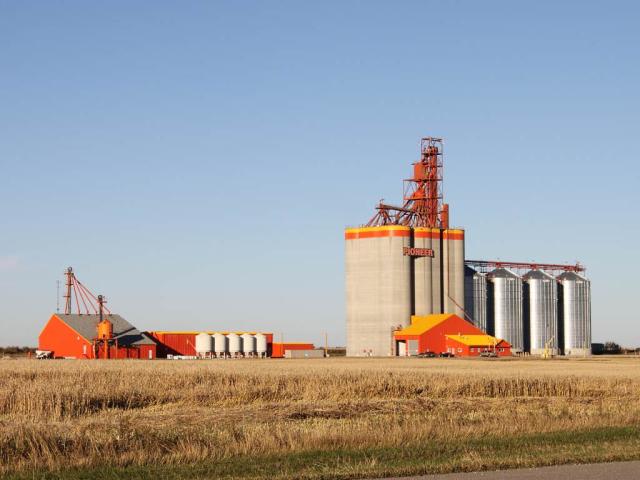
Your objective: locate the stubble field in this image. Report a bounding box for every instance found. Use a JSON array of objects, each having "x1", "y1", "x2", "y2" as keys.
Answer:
[{"x1": 1, "y1": 356, "x2": 640, "y2": 479}]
